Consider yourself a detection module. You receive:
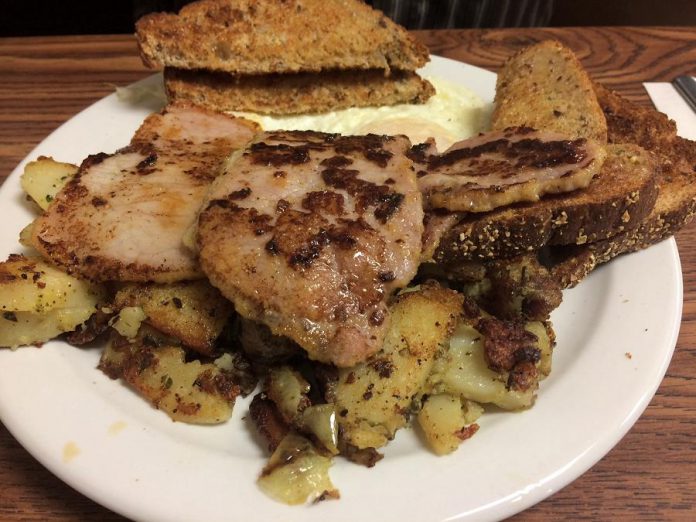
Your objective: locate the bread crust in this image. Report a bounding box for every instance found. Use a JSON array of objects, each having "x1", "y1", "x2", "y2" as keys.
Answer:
[
  {"x1": 164, "y1": 67, "x2": 435, "y2": 115},
  {"x1": 136, "y1": 0, "x2": 430, "y2": 75}
]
